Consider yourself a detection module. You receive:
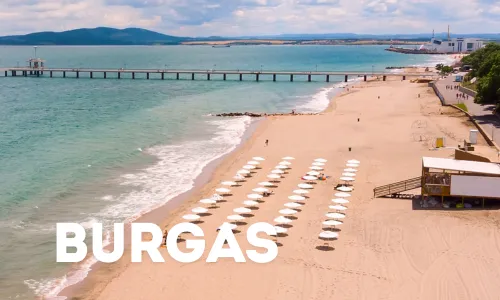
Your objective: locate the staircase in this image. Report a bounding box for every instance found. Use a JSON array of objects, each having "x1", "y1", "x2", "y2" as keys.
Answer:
[{"x1": 373, "y1": 177, "x2": 422, "y2": 198}]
